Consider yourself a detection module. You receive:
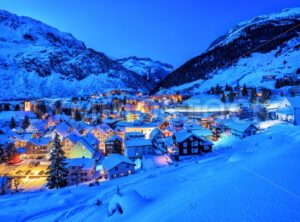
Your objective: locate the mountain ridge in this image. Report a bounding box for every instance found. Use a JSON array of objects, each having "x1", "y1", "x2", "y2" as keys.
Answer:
[
  {"x1": 155, "y1": 8, "x2": 300, "y2": 93},
  {"x1": 0, "y1": 10, "x2": 171, "y2": 99}
]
